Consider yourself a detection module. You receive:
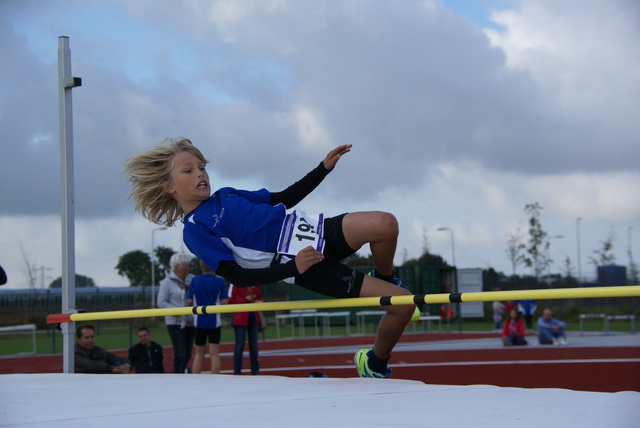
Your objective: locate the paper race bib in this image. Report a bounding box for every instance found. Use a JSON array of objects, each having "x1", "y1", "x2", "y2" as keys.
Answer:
[{"x1": 277, "y1": 210, "x2": 325, "y2": 257}]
